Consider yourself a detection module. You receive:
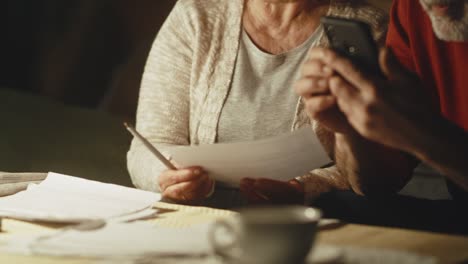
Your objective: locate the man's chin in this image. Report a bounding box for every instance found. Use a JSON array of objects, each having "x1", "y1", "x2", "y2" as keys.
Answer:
[
  {"x1": 419, "y1": 0, "x2": 468, "y2": 41},
  {"x1": 430, "y1": 18, "x2": 468, "y2": 42}
]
